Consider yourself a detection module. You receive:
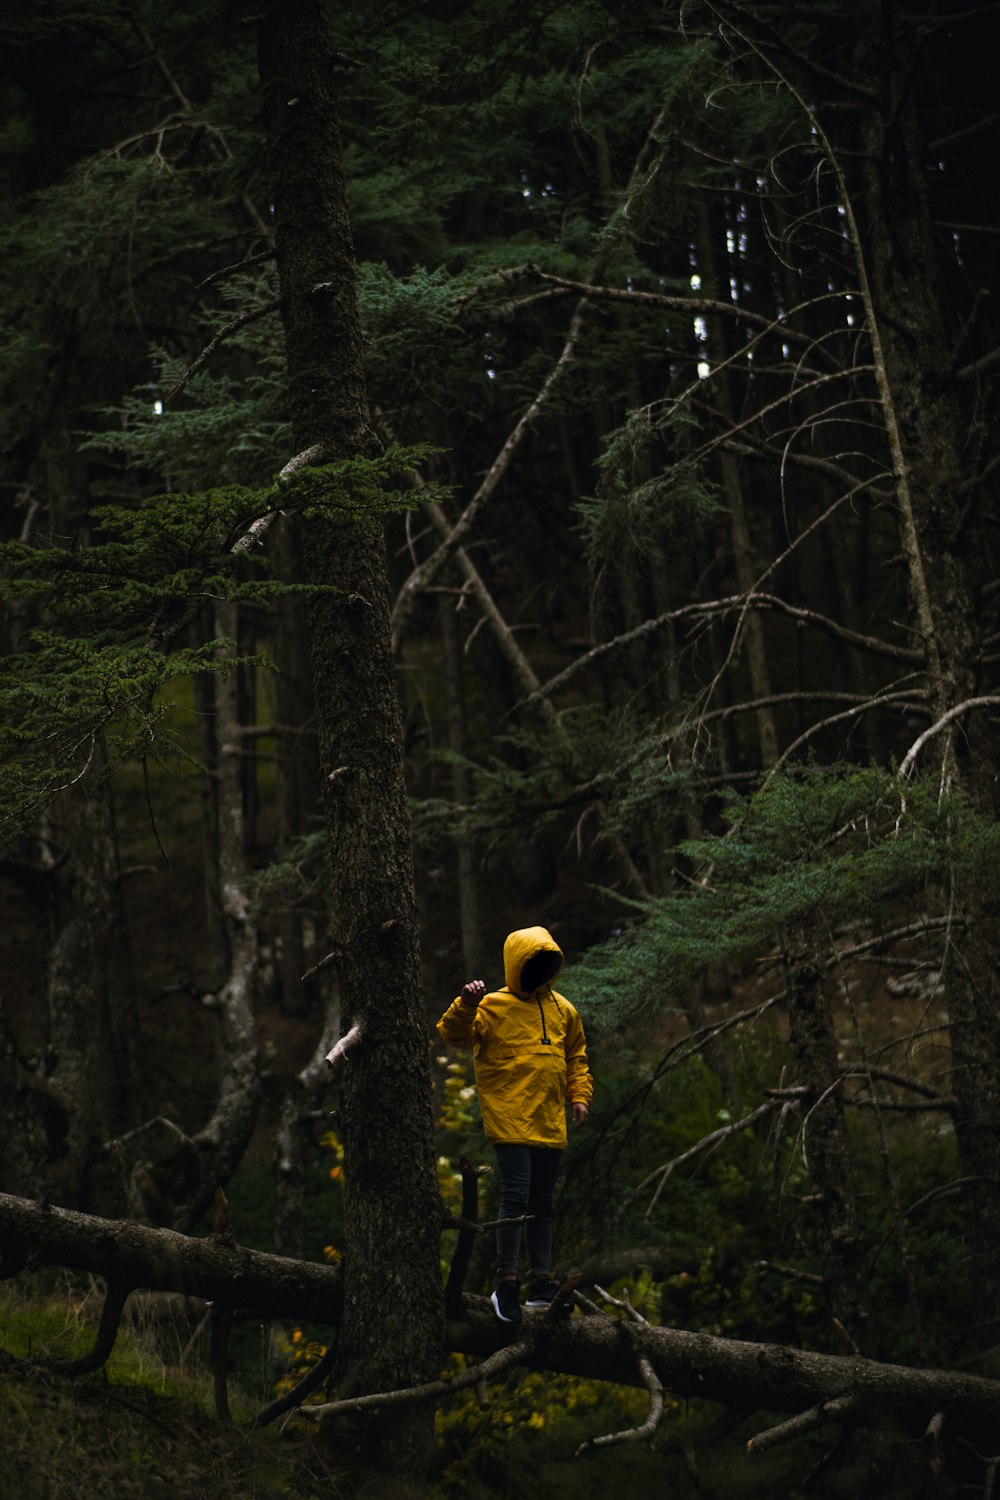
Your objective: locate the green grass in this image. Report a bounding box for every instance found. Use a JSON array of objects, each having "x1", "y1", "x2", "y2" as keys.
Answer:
[{"x1": 0, "y1": 1280, "x2": 340, "y2": 1500}]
